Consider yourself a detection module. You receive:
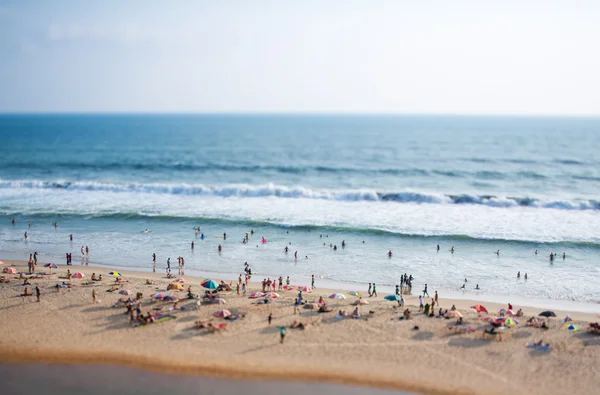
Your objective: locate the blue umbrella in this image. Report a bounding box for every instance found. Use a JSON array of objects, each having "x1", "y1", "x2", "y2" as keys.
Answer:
[
  {"x1": 44, "y1": 262, "x2": 58, "y2": 273},
  {"x1": 384, "y1": 295, "x2": 401, "y2": 301},
  {"x1": 201, "y1": 279, "x2": 218, "y2": 289}
]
